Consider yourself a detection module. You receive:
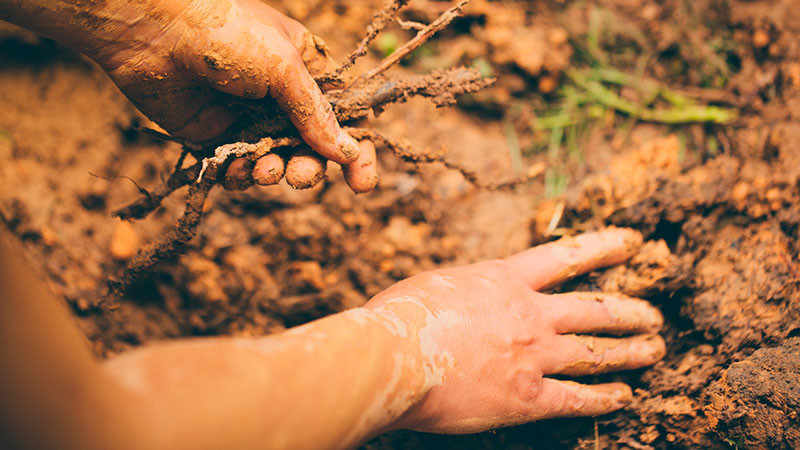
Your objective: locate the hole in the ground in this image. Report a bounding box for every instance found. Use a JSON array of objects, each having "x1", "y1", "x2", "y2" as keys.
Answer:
[{"x1": 651, "y1": 218, "x2": 684, "y2": 252}]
